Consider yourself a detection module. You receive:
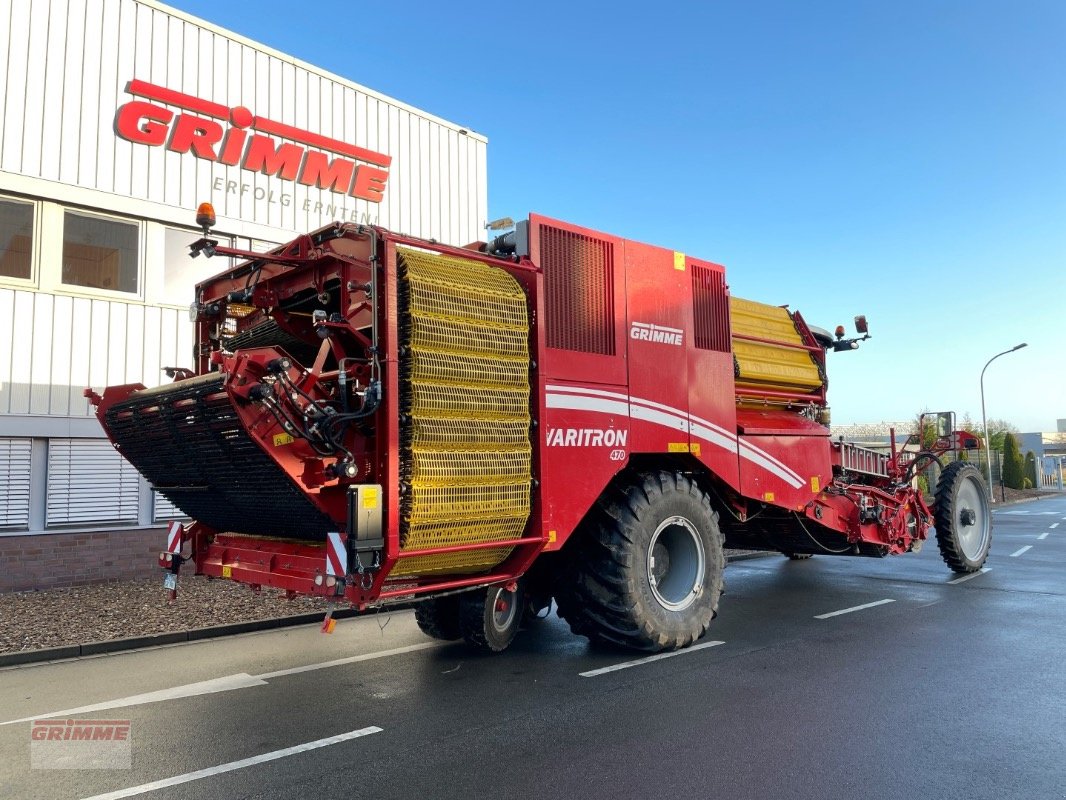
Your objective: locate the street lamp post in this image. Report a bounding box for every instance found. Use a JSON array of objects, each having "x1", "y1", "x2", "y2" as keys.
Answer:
[{"x1": 980, "y1": 343, "x2": 1028, "y2": 502}]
